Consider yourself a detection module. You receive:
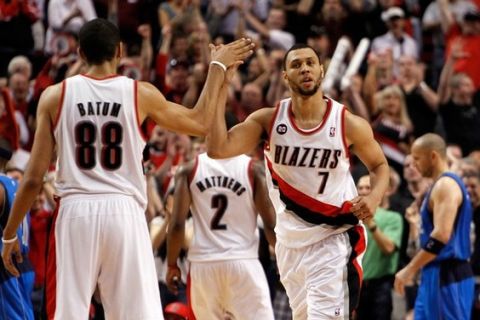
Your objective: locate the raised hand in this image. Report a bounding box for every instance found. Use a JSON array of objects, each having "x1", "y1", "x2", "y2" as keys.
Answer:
[
  {"x1": 210, "y1": 38, "x2": 255, "y2": 69},
  {"x1": 137, "y1": 24, "x2": 151, "y2": 39}
]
